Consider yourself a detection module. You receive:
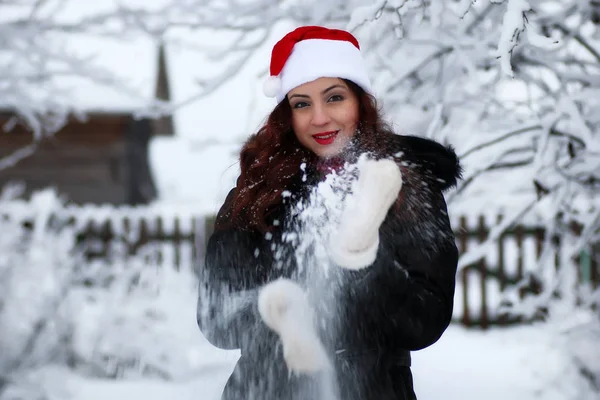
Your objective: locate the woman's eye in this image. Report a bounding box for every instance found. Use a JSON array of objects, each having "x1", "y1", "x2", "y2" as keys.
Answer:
[
  {"x1": 292, "y1": 101, "x2": 309, "y2": 109},
  {"x1": 328, "y1": 94, "x2": 344, "y2": 102}
]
